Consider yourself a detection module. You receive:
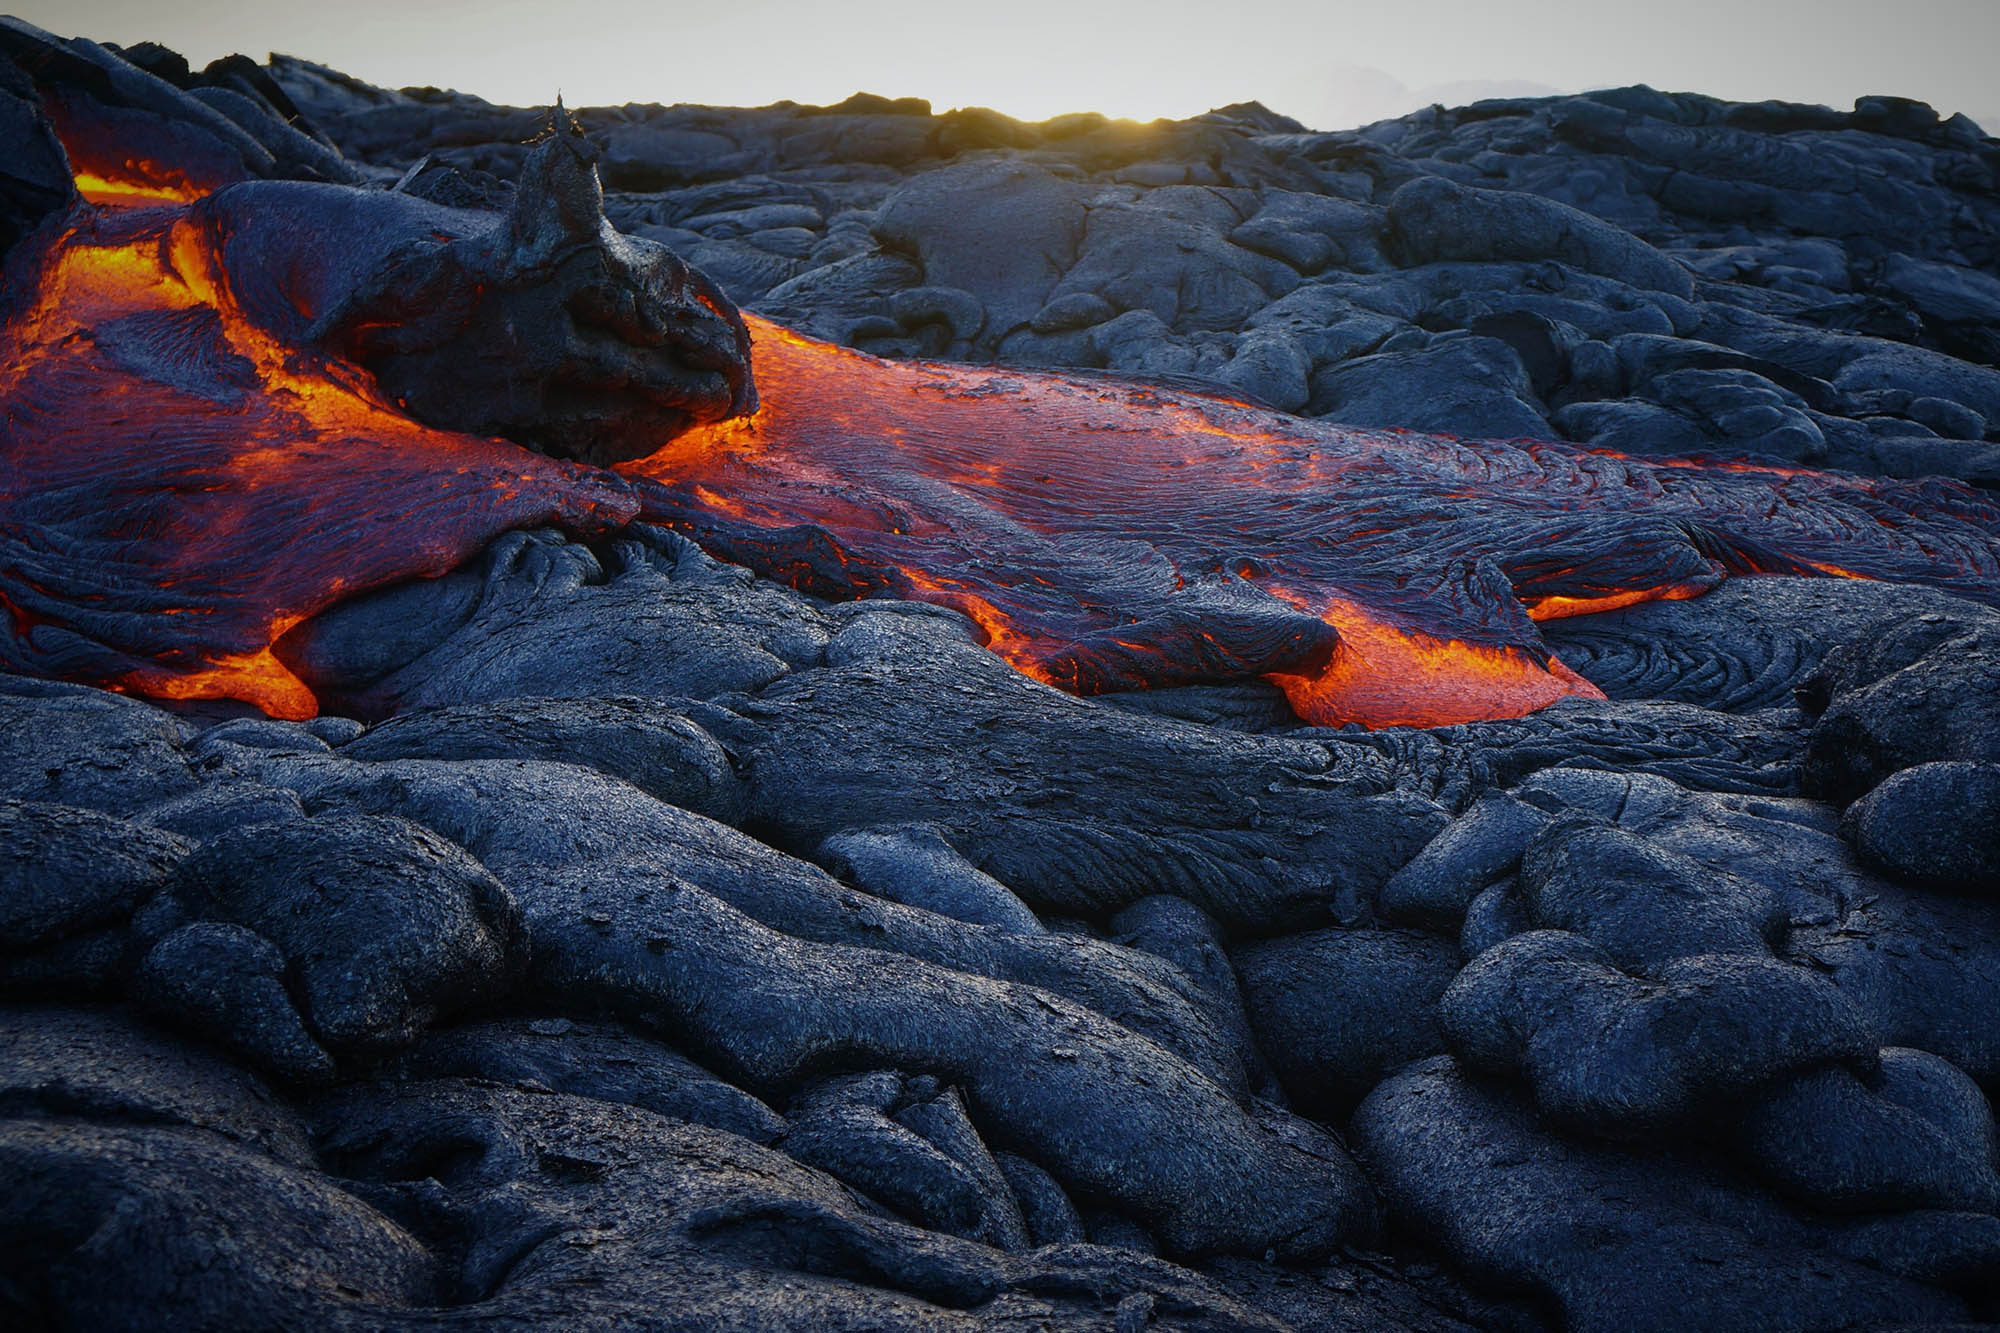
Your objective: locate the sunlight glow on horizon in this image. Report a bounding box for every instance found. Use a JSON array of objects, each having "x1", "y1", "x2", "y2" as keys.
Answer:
[{"x1": 10, "y1": 1, "x2": 1999, "y2": 134}]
